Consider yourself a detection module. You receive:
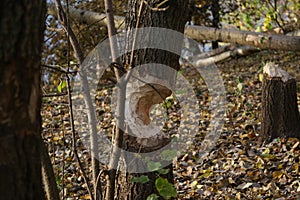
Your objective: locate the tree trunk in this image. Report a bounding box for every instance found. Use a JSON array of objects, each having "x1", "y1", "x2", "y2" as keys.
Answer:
[
  {"x1": 260, "y1": 62, "x2": 300, "y2": 143},
  {"x1": 110, "y1": 0, "x2": 188, "y2": 199},
  {"x1": 211, "y1": 0, "x2": 220, "y2": 49},
  {"x1": 0, "y1": 0, "x2": 46, "y2": 199}
]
